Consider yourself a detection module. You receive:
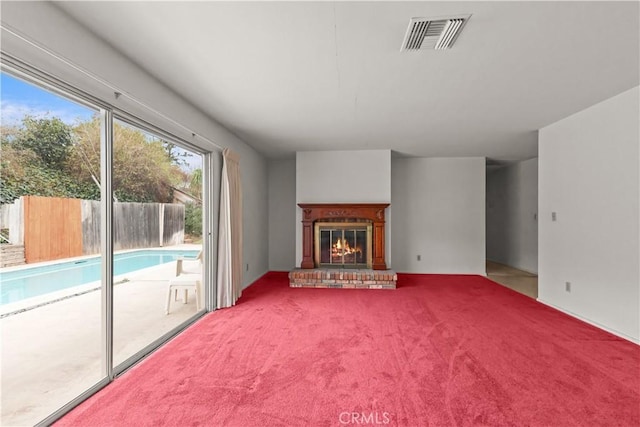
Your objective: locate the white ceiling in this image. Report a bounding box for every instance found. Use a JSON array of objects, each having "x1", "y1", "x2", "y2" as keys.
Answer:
[{"x1": 54, "y1": 1, "x2": 639, "y2": 161}]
